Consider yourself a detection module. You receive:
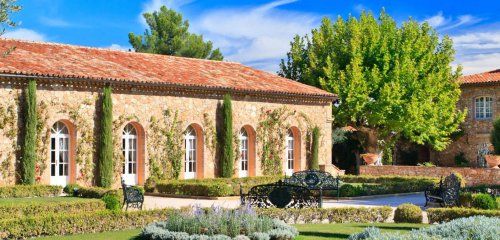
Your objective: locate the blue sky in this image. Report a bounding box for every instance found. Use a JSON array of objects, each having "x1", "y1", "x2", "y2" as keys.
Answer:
[{"x1": 4, "y1": 0, "x2": 500, "y2": 74}]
